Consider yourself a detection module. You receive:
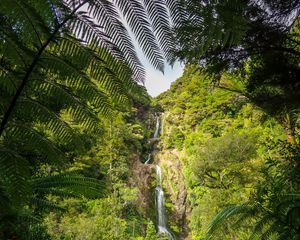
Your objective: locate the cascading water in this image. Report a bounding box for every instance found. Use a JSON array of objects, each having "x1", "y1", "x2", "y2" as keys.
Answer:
[
  {"x1": 152, "y1": 114, "x2": 174, "y2": 239},
  {"x1": 155, "y1": 166, "x2": 174, "y2": 239},
  {"x1": 145, "y1": 114, "x2": 159, "y2": 165},
  {"x1": 153, "y1": 114, "x2": 160, "y2": 138},
  {"x1": 144, "y1": 153, "x2": 151, "y2": 164}
]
